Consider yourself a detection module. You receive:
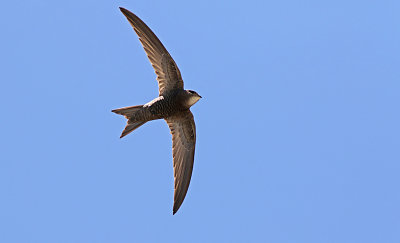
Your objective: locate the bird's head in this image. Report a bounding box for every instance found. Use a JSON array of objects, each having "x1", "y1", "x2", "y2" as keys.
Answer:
[{"x1": 184, "y1": 90, "x2": 202, "y2": 107}]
